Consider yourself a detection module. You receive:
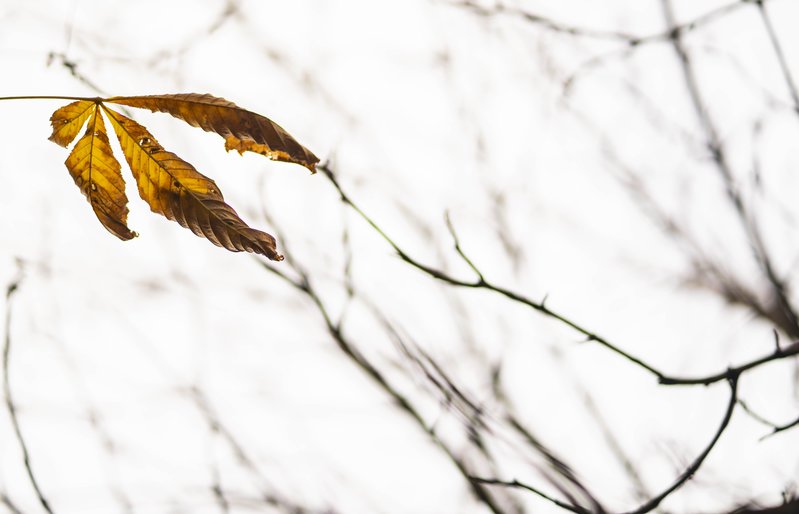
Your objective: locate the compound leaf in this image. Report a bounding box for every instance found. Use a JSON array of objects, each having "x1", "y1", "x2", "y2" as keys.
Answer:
[
  {"x1": 65, "y1": 105, "x2": 135, "y2": 240},
  {"x1": 106, "y1": 93, "x2": 319, "y2": 173},
  {"x1": 102, "y1": 105, "x2": 283, "y2": 260}
]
